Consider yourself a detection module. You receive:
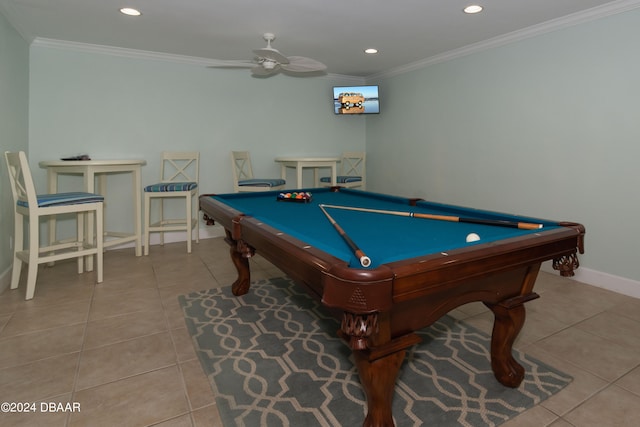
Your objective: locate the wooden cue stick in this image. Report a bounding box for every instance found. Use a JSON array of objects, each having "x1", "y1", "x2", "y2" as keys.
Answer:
[
  {"x1": 320, "y1": 204, "x2": 543, "y2": 230},
  {"x1": 318, "y1": 205, "x2": 372, "y2": 267}
]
